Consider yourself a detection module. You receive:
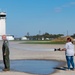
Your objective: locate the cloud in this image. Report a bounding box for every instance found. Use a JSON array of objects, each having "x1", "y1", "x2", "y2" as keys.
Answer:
[
  {"x1": 70, "y1": 2, "x2": 75, "y2": 5},
  {"x1": 62, "y1": 4, "x2": 70, "y2": 8},
  {"x1": 54, "y1": 1, "x2": 75, "y2": 13},
  {"x1": 55, "y1": 7, "x2": 61, "y2": 13}
]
